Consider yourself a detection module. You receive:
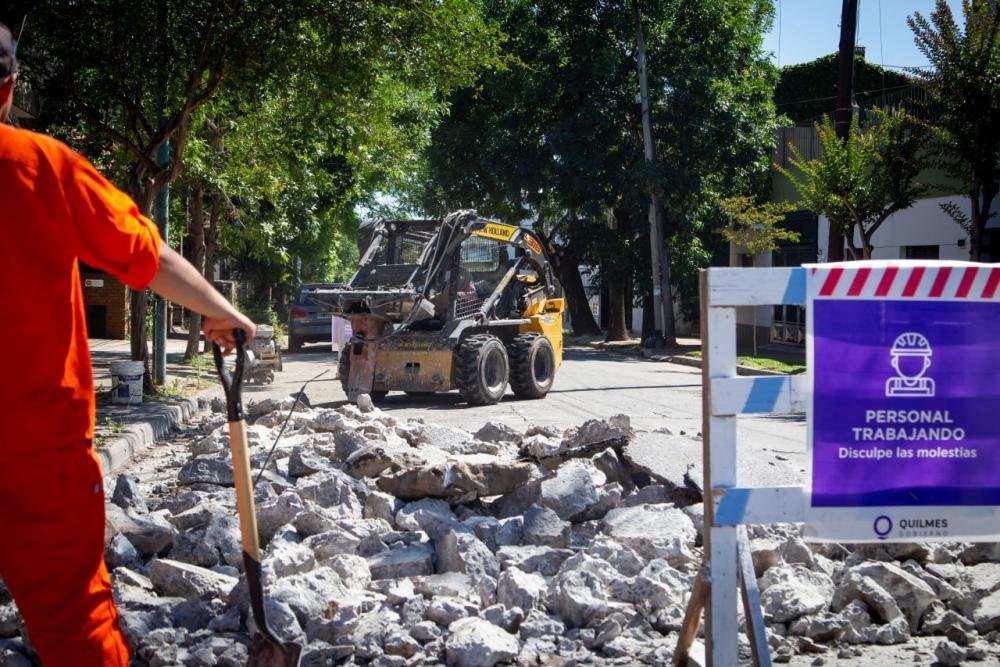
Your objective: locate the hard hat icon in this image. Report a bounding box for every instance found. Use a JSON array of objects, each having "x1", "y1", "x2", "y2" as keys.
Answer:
[{"x1": 891, "y1": 332, "x2": 932, "y2": 356}]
